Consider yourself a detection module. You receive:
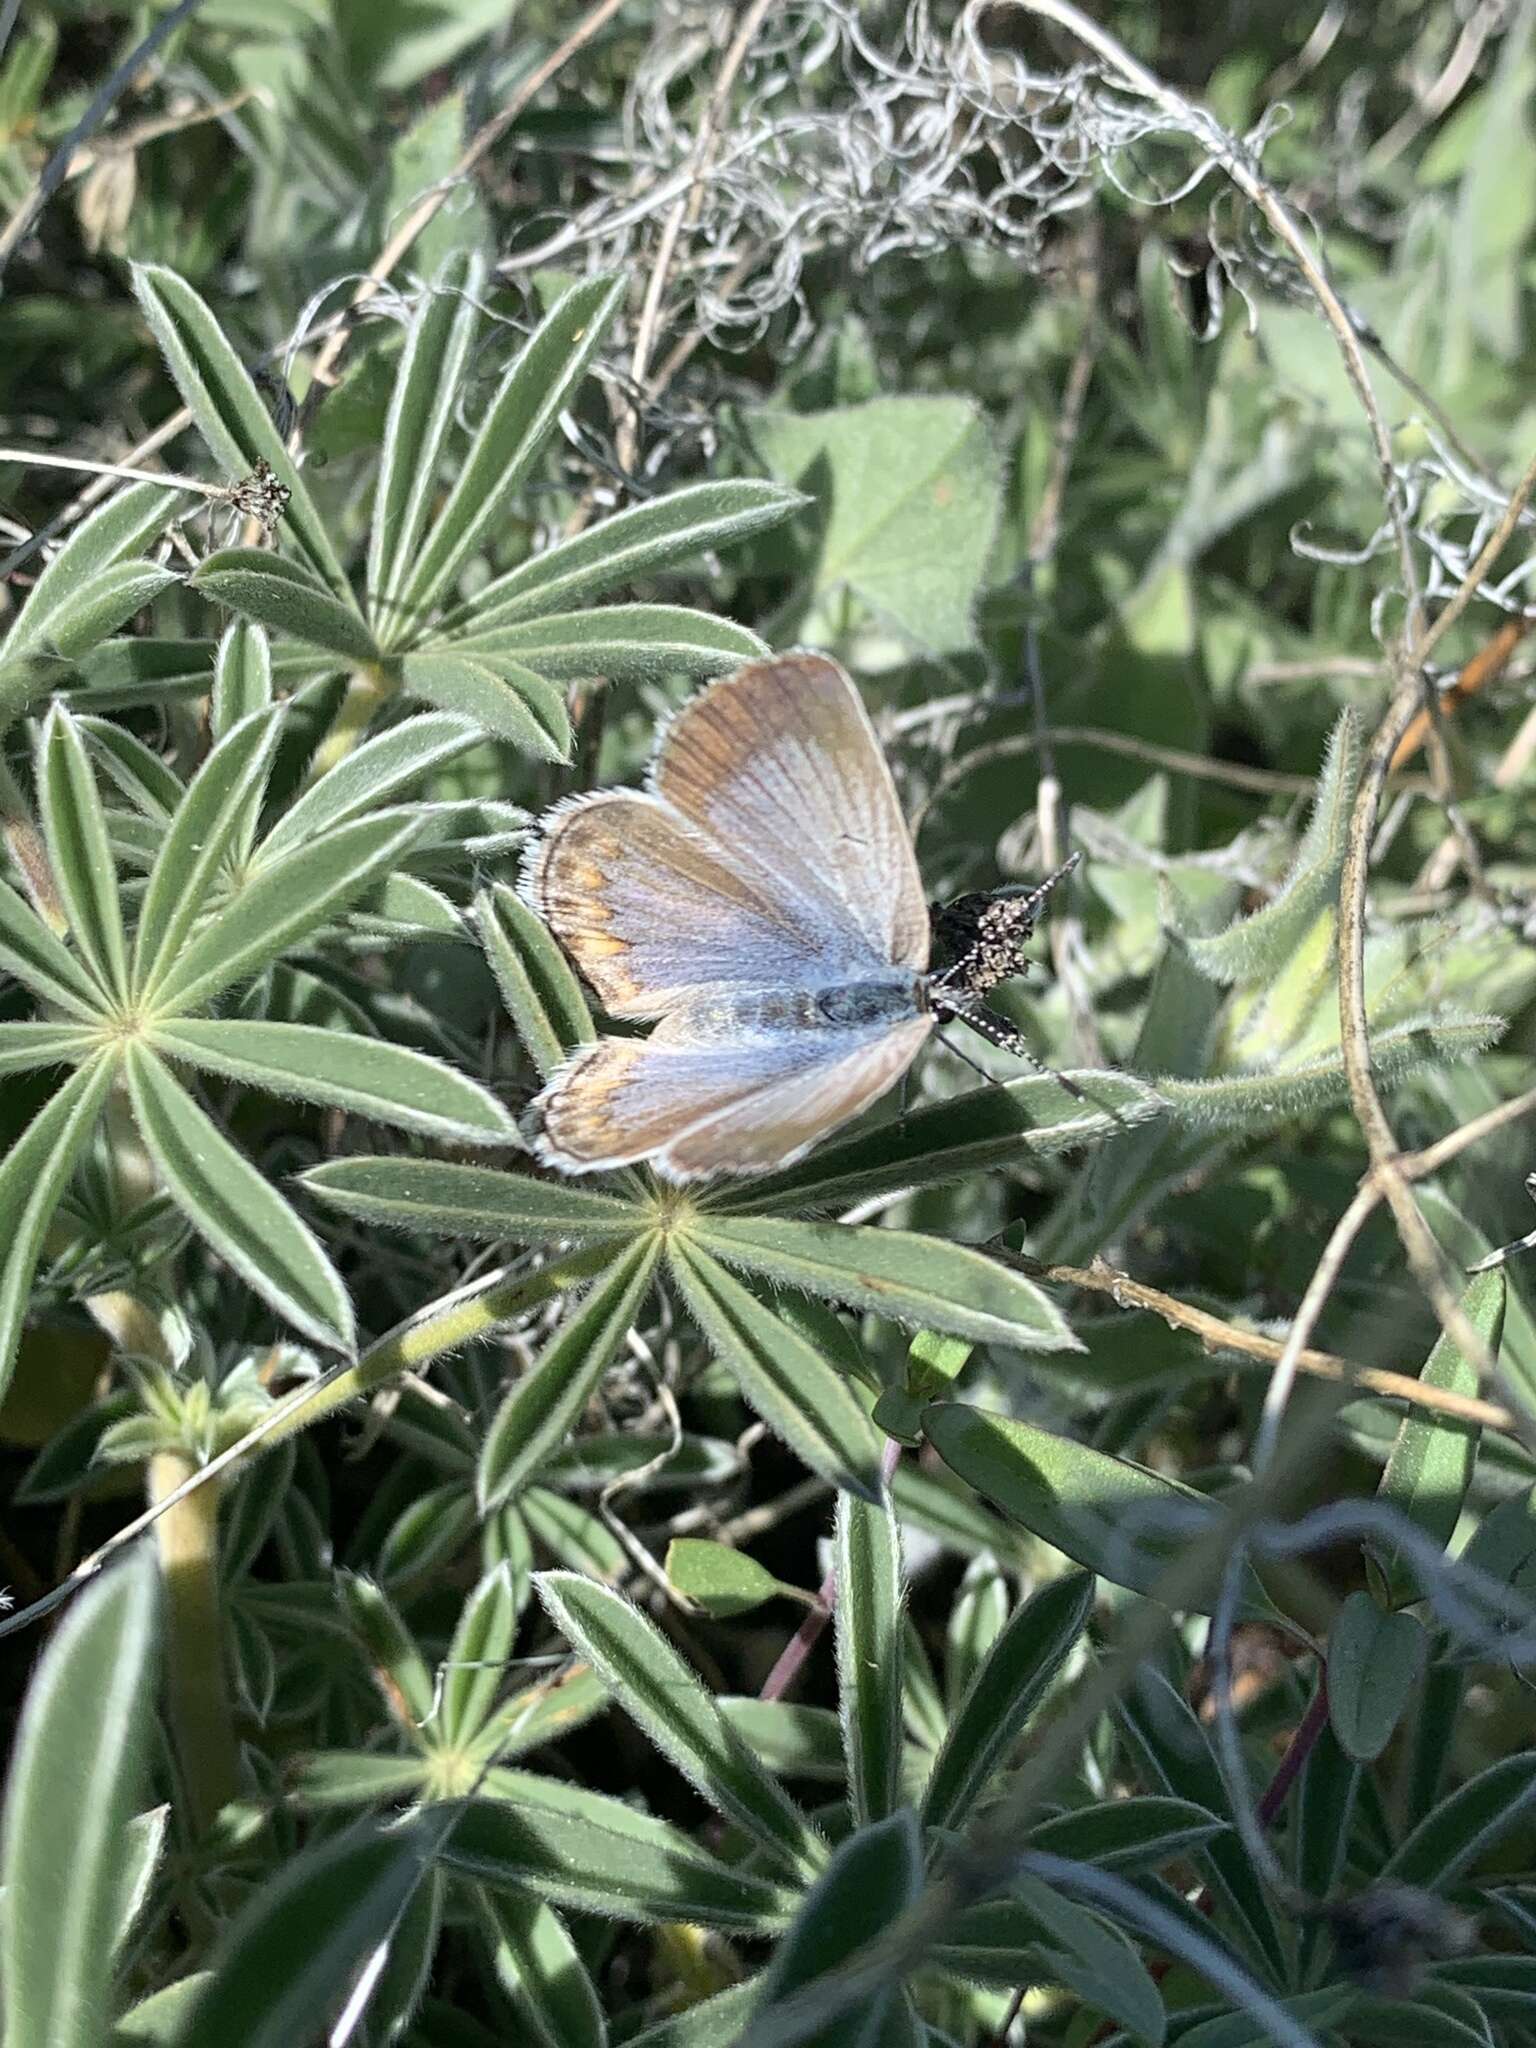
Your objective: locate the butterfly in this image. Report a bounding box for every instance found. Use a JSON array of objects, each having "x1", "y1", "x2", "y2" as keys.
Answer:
[{"x1": 522, "y1": 651, "x2": 1079, "y2": 1183}]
